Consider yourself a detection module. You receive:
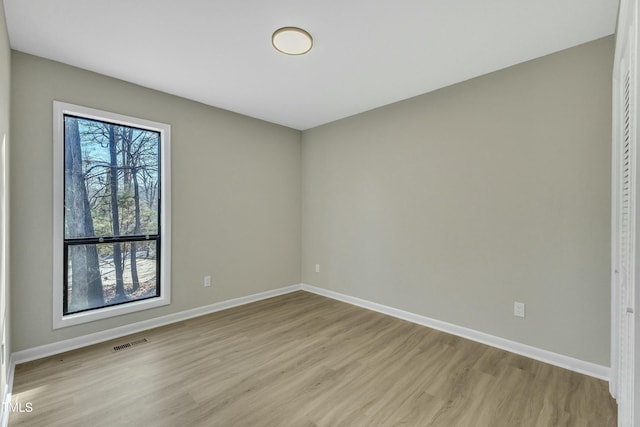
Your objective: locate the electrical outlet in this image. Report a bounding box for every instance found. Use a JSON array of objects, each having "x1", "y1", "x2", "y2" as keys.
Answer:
[
  {"x1": 315, "y1": 264, "x2": 320, "y2": 273},
  {"x1": 204, "y1": 275, "x2": 212, "y2": 287},
  {"x1": 514, "y1": 301, "x2": 525, "y2": 318}
]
